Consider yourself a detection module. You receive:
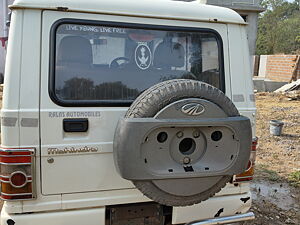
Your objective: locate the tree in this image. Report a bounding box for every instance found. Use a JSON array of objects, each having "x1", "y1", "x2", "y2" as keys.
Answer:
[
  {"x1": 275, "y1": 13, "x2": 300, "y2": 53},
  {"x1": 260, "y1": 0, "x2": 285, "y2": 10},
  {"x1": 256, "y1": 0, "x2": 300, "y2": 55}
]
